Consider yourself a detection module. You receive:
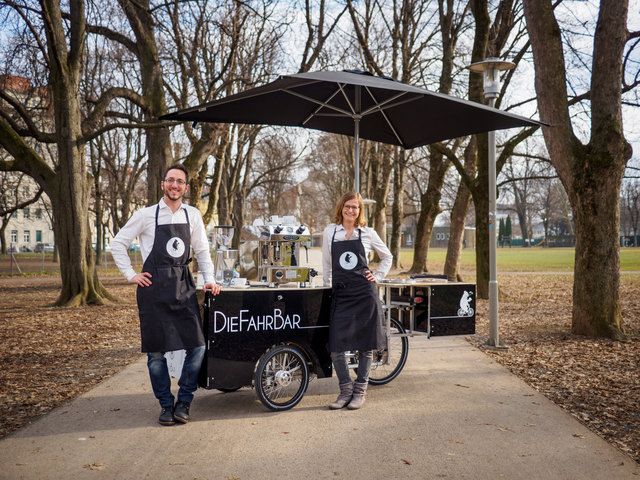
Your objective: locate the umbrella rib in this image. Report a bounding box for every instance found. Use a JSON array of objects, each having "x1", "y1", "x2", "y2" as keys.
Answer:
[
  {"x1": 282, "y1": 87, "x2": 355, "y2": 124},
  {"x1": 361, "y1": 88, "x2": 422, "y2": 146},
  {"x1": 336, "y1": 82, "x2": 357, "y2": 117}
]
